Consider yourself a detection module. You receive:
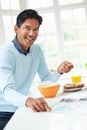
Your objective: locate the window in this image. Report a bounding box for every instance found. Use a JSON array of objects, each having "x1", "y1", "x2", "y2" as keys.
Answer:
[
  {"x1": 1, "y1": 0, "x2": 20, "y2": 10},
  {"x1": 58, "y1": 0, "x2": 83, "y2": 5},
  {"x1": 2, "y1": 15, "x2": 16, "y2": 43},
  {"x1": 0, "y1": 0, "x2": 26, "y2": 44},
  {"x1": 60, "y1": 7, "x2": 87, "y2": 67},
  {"x1": 27, "y1": 0, "x2": 53, "y2": 9}
]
